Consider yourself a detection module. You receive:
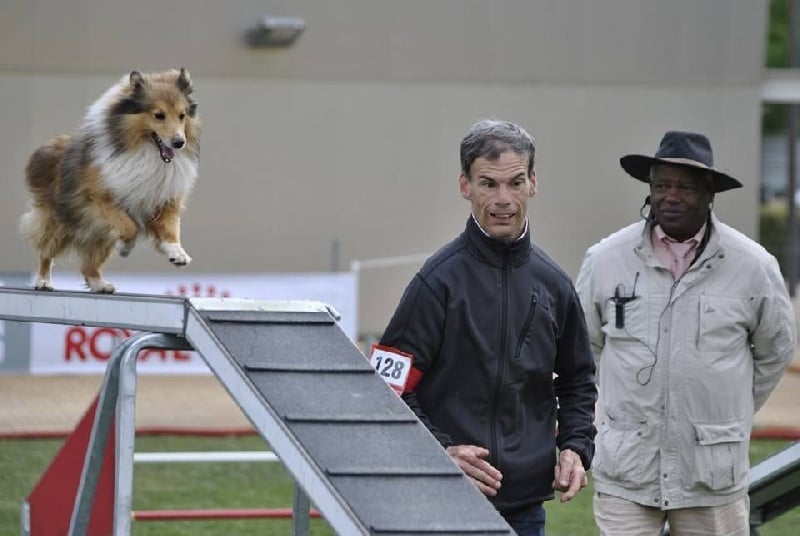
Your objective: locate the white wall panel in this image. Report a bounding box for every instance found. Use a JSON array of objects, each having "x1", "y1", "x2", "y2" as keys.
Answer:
[{"x1": 0, "y1": 0, "x2": 768, "y2": 335}]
